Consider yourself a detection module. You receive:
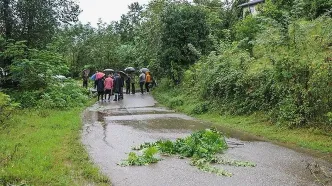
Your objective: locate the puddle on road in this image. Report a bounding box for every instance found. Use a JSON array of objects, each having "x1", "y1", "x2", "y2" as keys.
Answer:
[
  {"x1": 89, "y1": 105, "x2": 262, "y2": 142},
  {"x1": 113, "y1": 117, "x2": 261, "y2": 142},
  {"x1": 82, "y1": 102, "x2": 332, "y2": 186},
  {"x1": 99, "y1": 107, "x2": 176, "y2": 116},
  {"x1": 86, "y1": 106, "x2": 332, "y2": 162}
]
